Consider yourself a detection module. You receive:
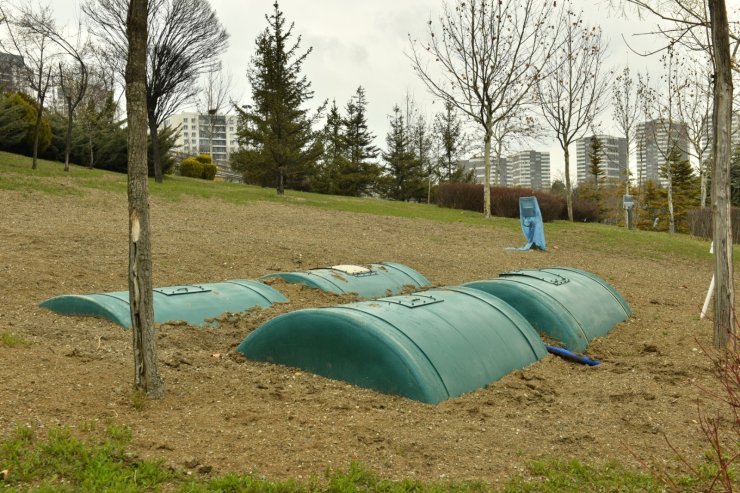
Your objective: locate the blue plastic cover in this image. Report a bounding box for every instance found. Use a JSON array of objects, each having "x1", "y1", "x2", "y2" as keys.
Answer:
[{"x1": 511, "y1": 196, "x2": 546, "y2": 251}]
